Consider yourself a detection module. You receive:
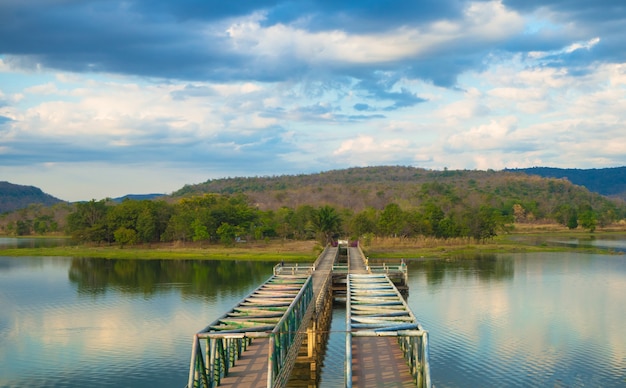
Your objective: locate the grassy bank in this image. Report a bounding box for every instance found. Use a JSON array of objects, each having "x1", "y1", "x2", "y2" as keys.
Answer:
[
  {"x1": 2, "y1": 225, "x2": 625, "y2": 260},
  {"x1": 0, "y1": 240, "x2": 323, "y2": 261},
  {"x1": 362, "y1": 227, "x2": 626, "y2": 259}
]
